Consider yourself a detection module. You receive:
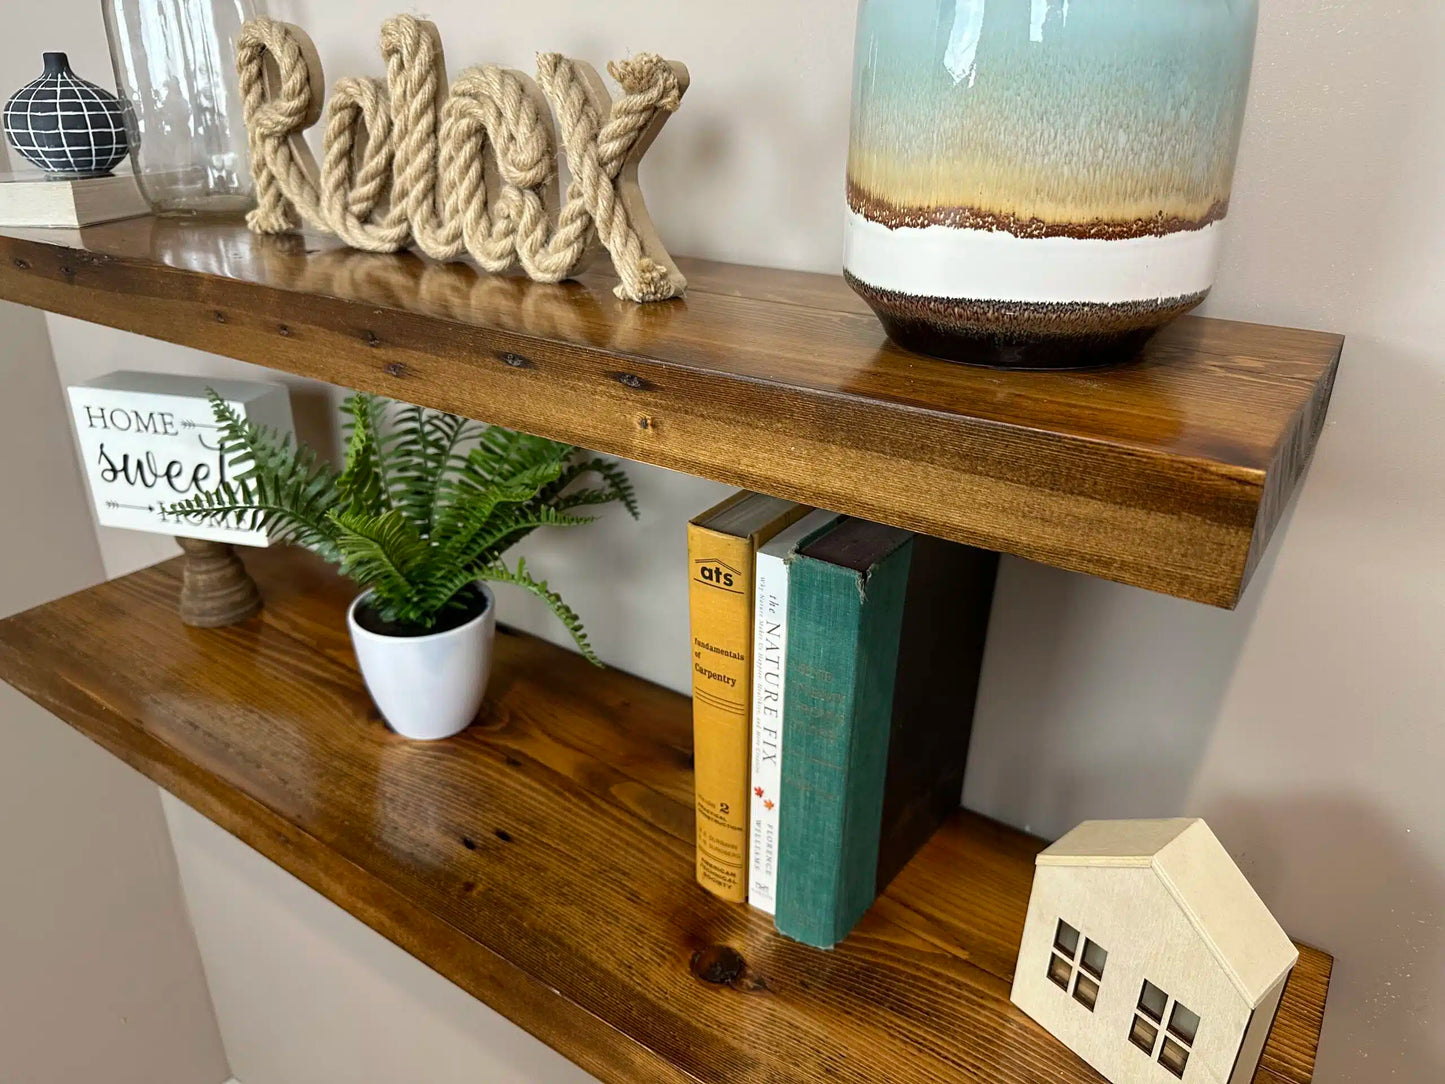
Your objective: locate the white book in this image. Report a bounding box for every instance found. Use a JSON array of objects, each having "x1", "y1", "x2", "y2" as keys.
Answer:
[
  {"x1": 747, "y1": 508, "x2": 840, "y2": 912},
  {"x1": 0, "y1": 169, "x2": 148, "y2": 228}
]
